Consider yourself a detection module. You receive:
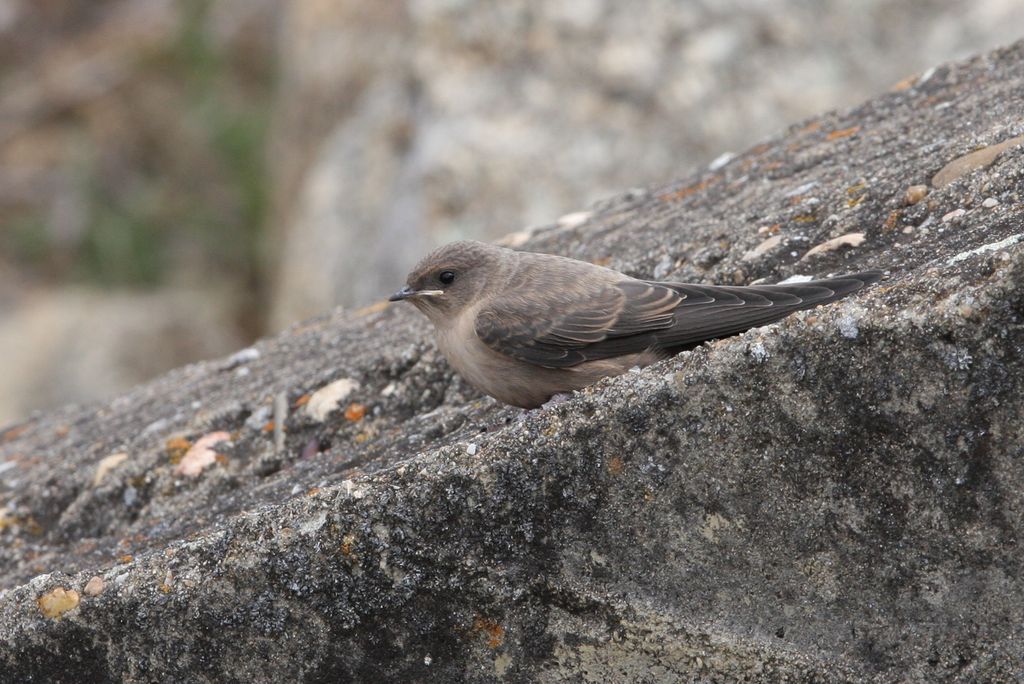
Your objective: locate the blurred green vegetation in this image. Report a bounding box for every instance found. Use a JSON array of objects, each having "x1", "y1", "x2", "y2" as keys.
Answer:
[
  {"x1": 1, "y1": 0, "x2": 273, "y2": 294},
  {"x1": 172, "y1": 0, "x2": 269, "y2": 285}
]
